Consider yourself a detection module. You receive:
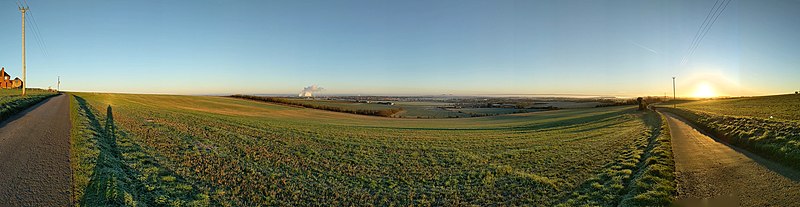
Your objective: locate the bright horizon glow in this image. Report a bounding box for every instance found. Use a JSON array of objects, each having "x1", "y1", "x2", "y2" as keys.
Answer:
[
  {"x1": 693, "y1": 82, "x2": 717, "y2": 98},
  {"x1": 0, "y1": 0, "x2": 798, "y2": 96}
]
